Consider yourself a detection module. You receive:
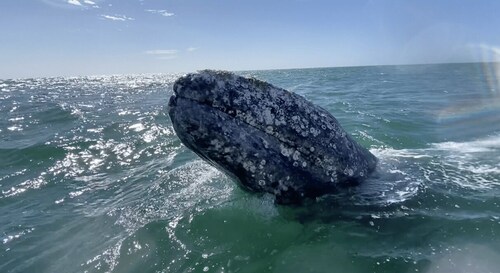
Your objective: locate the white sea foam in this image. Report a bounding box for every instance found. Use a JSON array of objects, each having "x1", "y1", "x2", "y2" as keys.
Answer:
[
  {"x1": 432, "y1": 134, "x2": 500, "y2": 153},
  {"x1": 7, "y1": 125, "x2": 22, "y2": 131},
  {"x1": 340, "y1": 146, "x2": 427, "y2": 205},
  {"x1": 369, "y1": 134, "x2": 500, "y2": 195},
  {"x1": 128, "y1": 123, "x2": 145, "y2": 132},
  {"x1": 370, "y1": 147, "x2": 431, "y2": 159}
]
